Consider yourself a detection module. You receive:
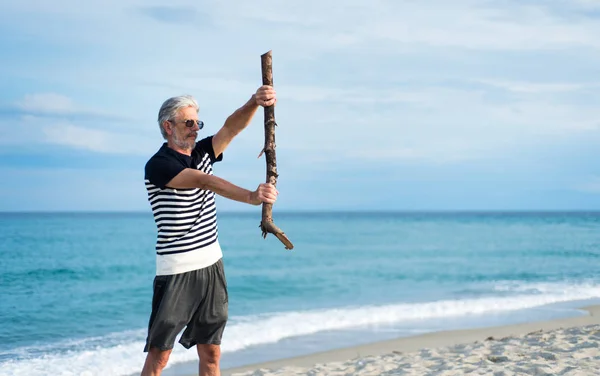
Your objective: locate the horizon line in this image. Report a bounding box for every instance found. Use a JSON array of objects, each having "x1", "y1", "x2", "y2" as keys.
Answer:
[{"x1": 2, "y1": 209, "x2": 600, "y2": 214}]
